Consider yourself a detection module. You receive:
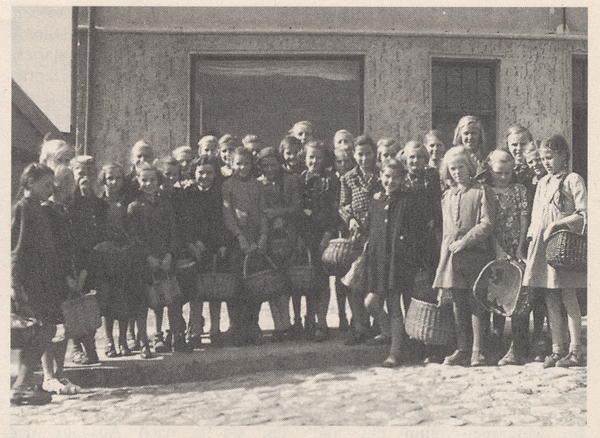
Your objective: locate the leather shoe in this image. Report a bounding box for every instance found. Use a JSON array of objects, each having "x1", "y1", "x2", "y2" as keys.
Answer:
[{"x1": 443, "y1": 349, "x2": 470, "y2": 366}]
